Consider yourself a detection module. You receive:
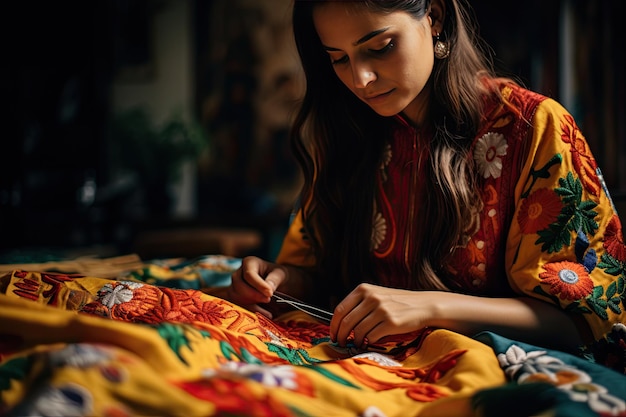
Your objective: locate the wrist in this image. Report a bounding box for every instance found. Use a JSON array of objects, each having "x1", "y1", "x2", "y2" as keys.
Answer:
[{"x1": 422, "y1": 291, "x2": 456, "y2": 329}]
